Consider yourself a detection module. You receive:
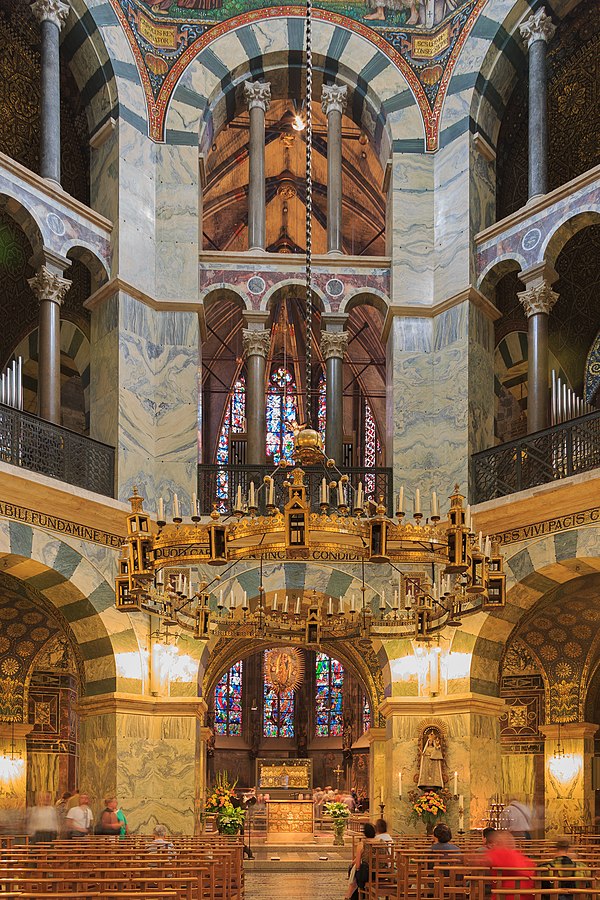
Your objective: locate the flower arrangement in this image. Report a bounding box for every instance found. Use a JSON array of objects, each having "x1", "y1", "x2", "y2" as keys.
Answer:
[
  {"x1": 206, "y1": 770, "x2": 238, "y2": 814},
  {"x1": 324, "y1": 801, "x2": 351, "y2": 820},
  {"x1": 217, "y1": 803, "x2": 246, "y2": 835},
  {"x1": 408, "y1": 790, "x2": 447, "y2": 828}
]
